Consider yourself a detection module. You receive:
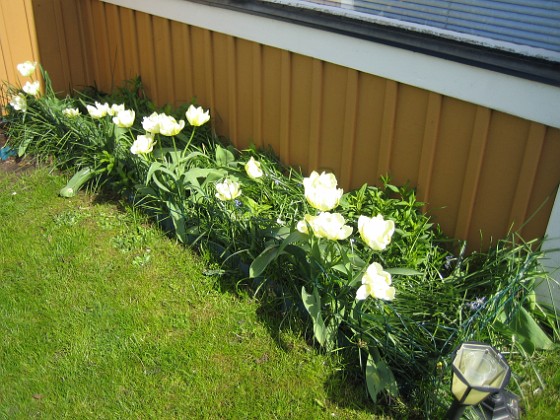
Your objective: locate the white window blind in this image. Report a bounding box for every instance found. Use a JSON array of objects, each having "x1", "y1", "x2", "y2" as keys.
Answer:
[{"x1": 278, "y1": 0, "x2": 560, "y2": 54}]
